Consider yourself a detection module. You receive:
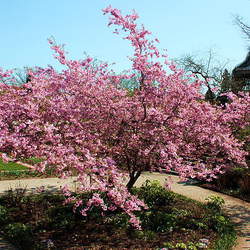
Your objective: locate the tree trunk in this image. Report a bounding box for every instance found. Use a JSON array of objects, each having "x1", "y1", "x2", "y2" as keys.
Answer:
[{"x1": 126, "y1": 171, "x2": 141, "y2": 191}]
